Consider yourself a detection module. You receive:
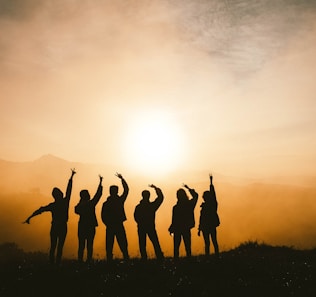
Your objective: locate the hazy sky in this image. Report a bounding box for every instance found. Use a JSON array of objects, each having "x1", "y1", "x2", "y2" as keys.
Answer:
[{"x1": 1, "y1": 0, "x2": 316, "y2": 178}]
